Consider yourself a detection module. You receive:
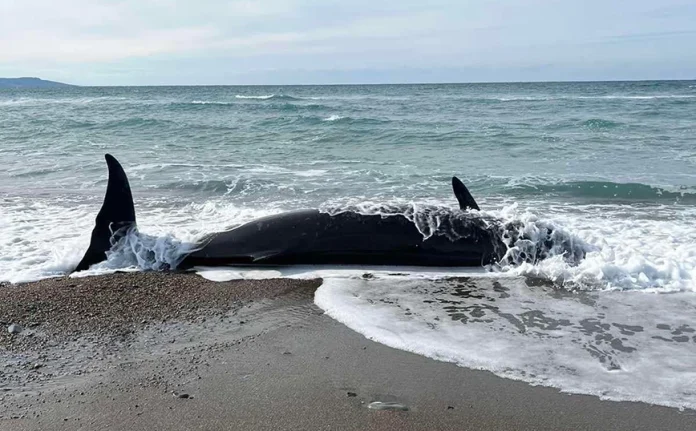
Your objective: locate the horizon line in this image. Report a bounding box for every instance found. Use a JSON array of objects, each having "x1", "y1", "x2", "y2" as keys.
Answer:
[
  {"x1": 64, "y1": 77, "x2": 696, "y2": 87},
  {"x1": 2, "y1": 77, "x2": 695, "y2": 88}
]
